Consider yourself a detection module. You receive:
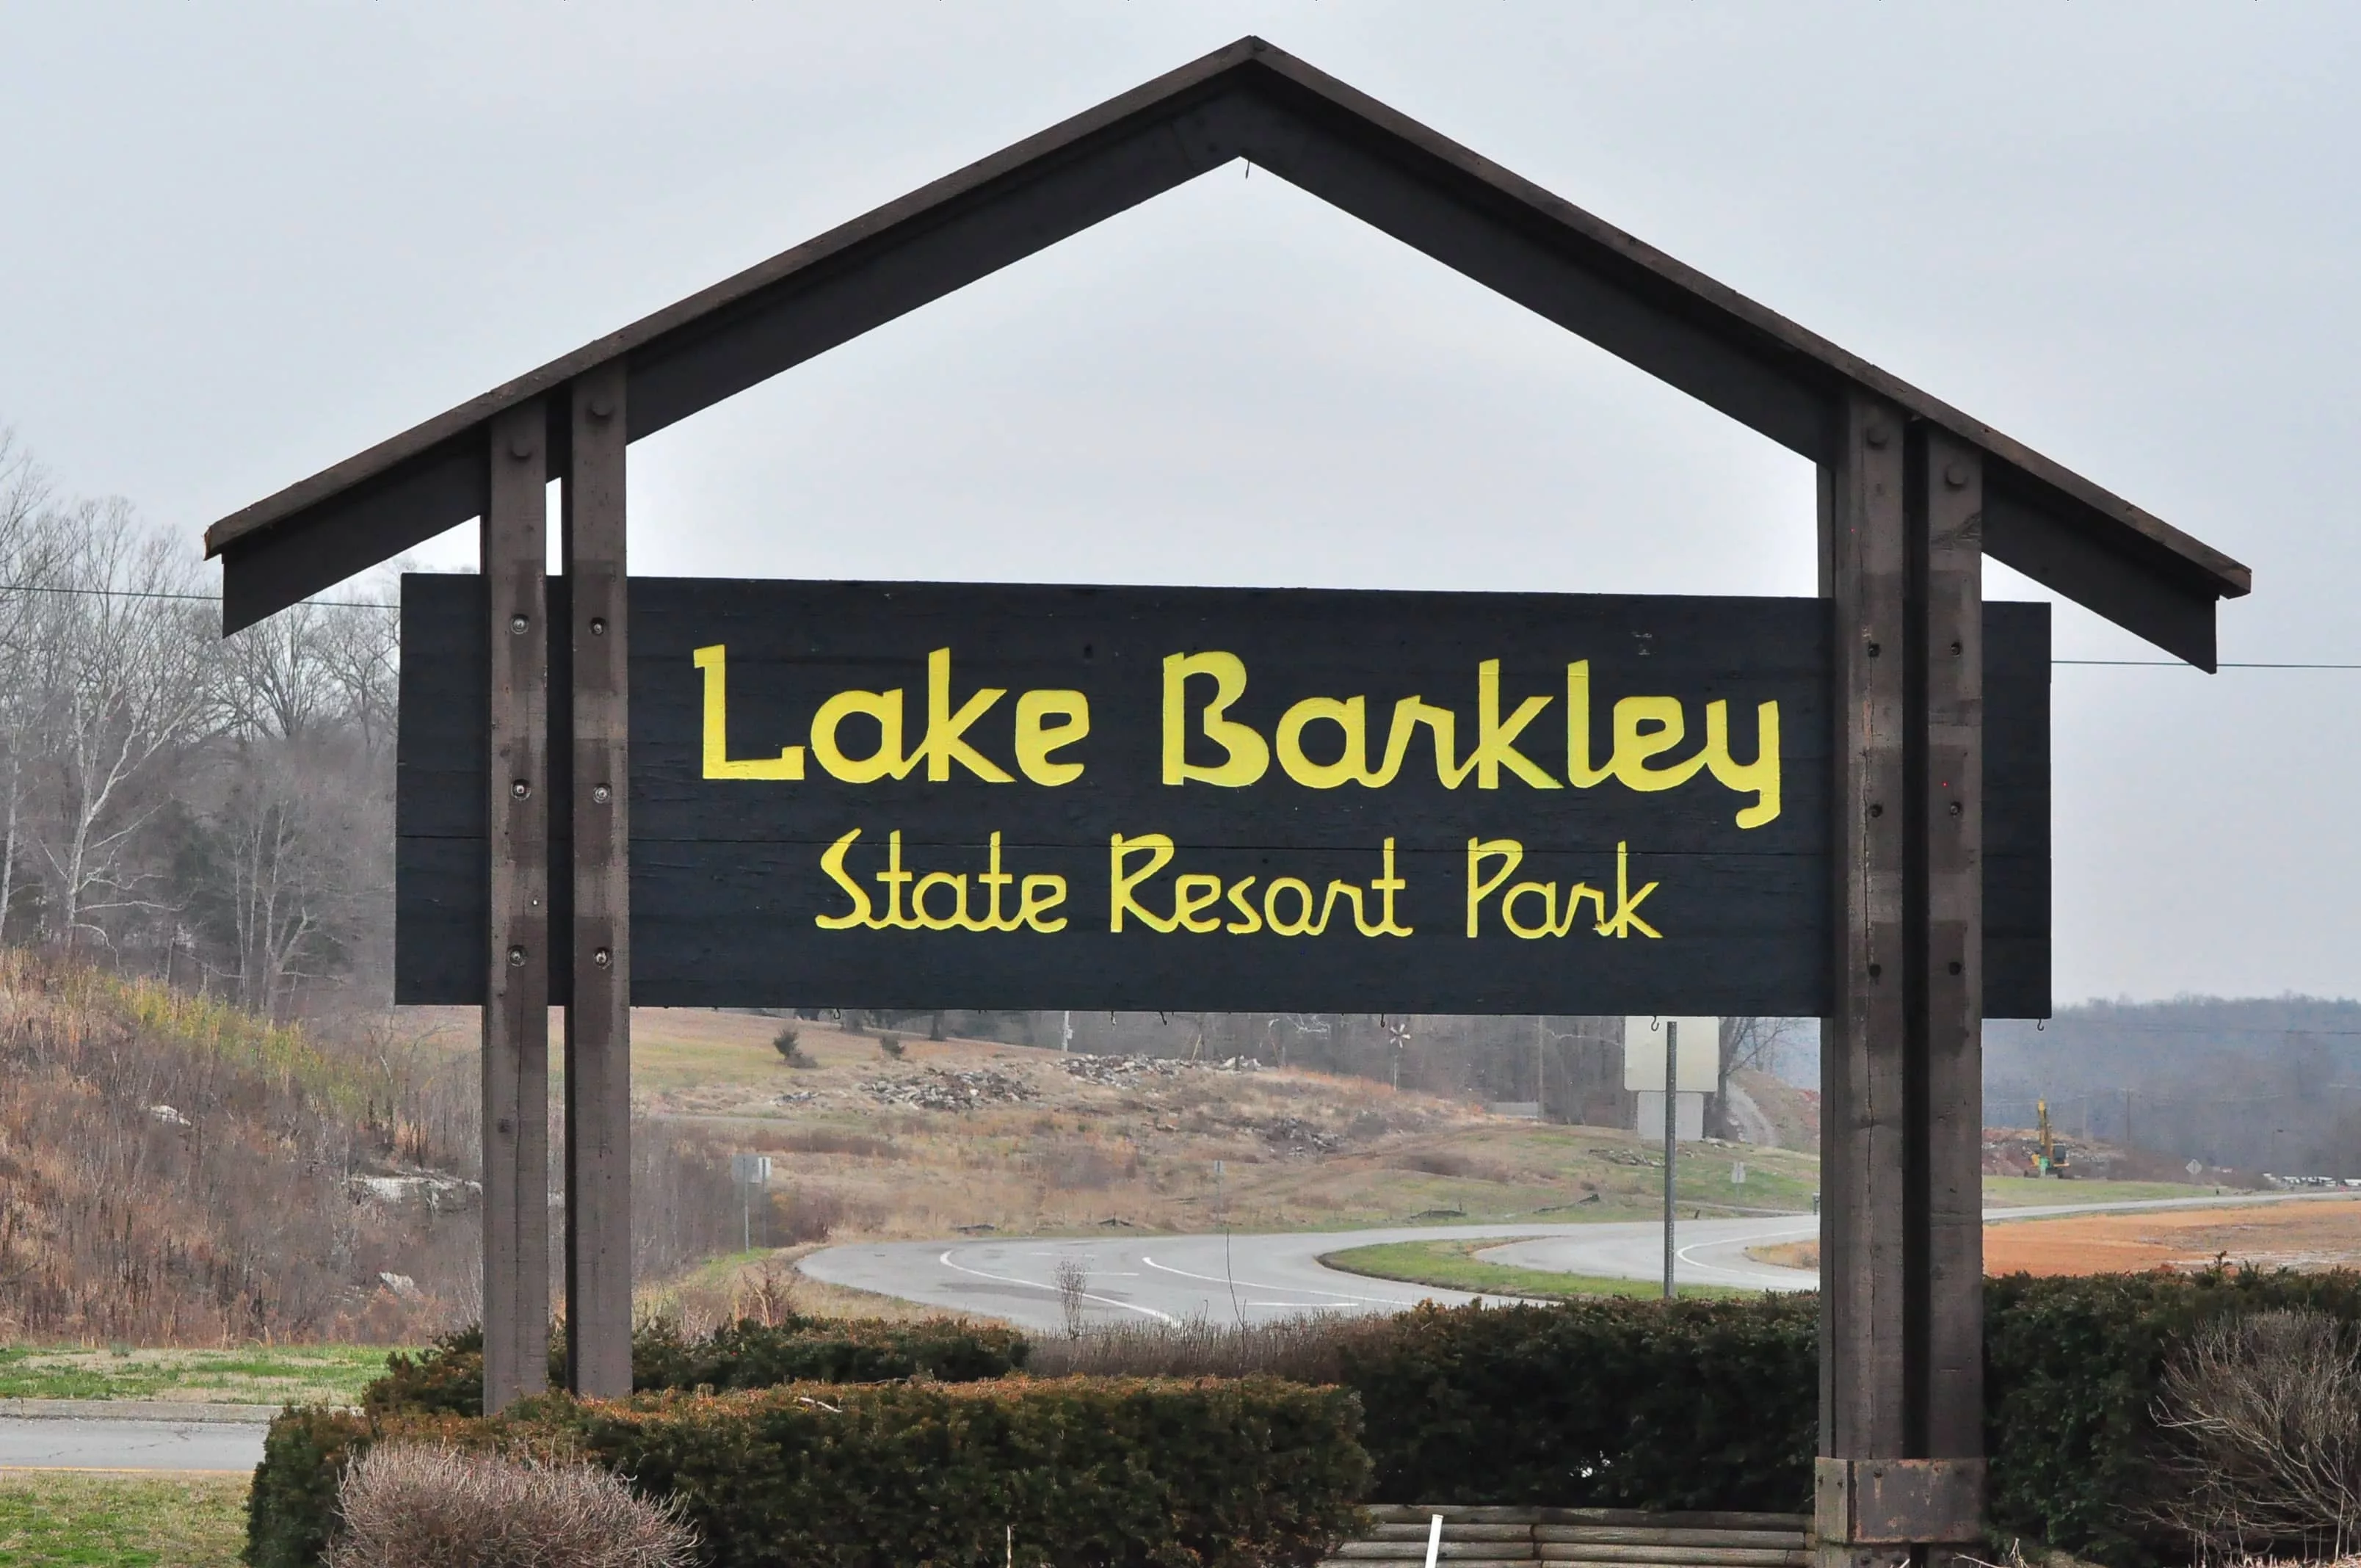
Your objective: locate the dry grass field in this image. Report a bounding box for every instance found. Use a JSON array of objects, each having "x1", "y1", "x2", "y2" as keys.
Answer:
[
  {"x1": 1983, "y1": 1197, "x2": 2361, "y2": 1275},
  {"x1": 1751, "y1": 1194, "x2": 2361, "y2": 1277},
  {"x1": 400, "y1": 1007, "x2": 1821, "y2": 1241}
]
